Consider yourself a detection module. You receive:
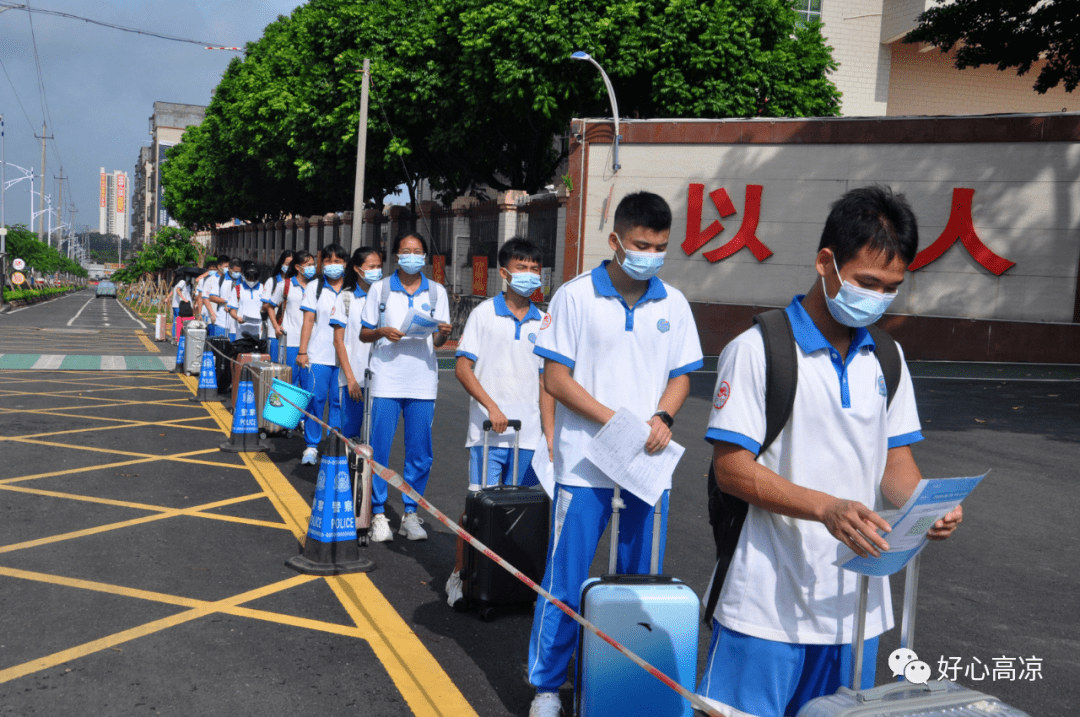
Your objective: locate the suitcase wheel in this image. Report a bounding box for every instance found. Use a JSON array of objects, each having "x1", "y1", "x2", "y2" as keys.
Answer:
[
  {"x1": 478, "y1": 605, "x2": 497, "y2": 622},
  {"x1": 259, "y1": 431, "x2": 268, "y2": 440},
  {"x1": 357, "y1": 533, "x2": 369, "y2": 547}
]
